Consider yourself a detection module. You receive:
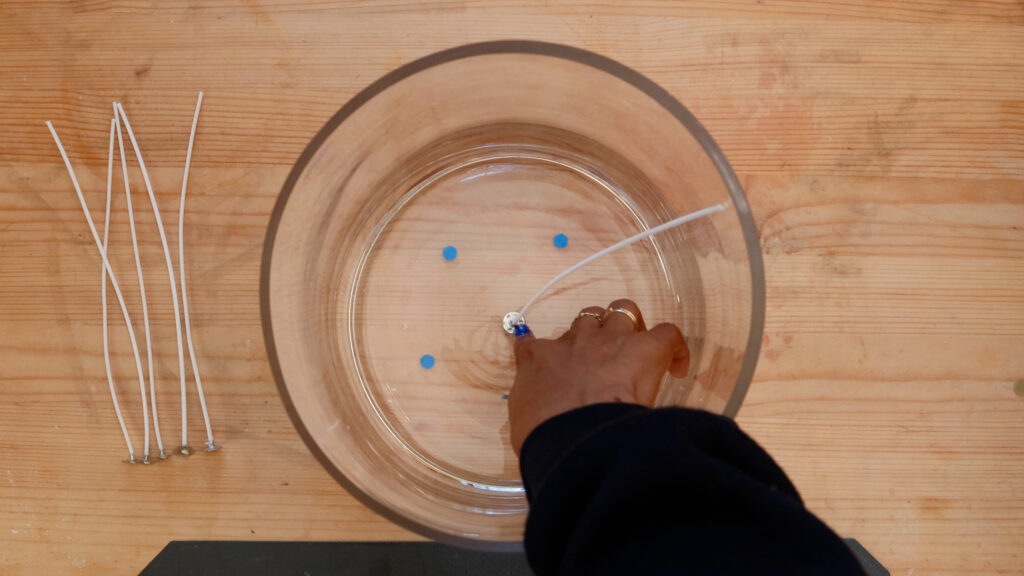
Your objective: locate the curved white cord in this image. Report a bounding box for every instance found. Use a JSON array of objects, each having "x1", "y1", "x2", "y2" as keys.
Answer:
[
  {"x1": 99, "y1": 118, "x2": 135, "y2": 461},
  {"x1": 517, "y1": 203, "x2": 727, "y2": 321},
  {"x1": 178, "y1": 92, "x2": 216, "y2": 448},
  {"x1": 47, "y1": 120, "x2": 151, "y2": 460},
  {"x1": 114, "y1": 107, "x2": 165, "y2": 458},
  {"x1": 114, "y1": 103, "x2": 191, "y2": 448}
]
